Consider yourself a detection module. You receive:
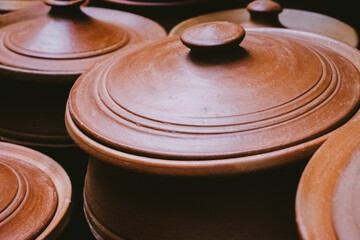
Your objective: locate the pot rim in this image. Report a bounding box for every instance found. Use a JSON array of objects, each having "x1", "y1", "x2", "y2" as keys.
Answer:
[{"x1": 66, "y1": 104, "x2": 360, "y2": 176}]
